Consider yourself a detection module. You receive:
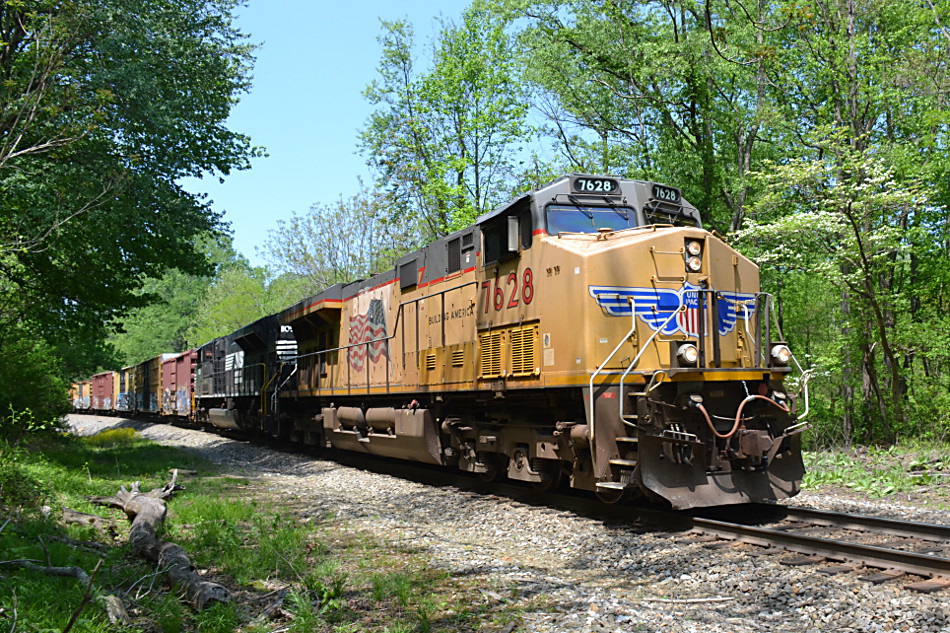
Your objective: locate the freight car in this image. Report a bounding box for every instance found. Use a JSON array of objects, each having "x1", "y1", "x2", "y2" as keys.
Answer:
[{"x1": 76, "y1": 174, "x2": 810, "y2": 510}]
